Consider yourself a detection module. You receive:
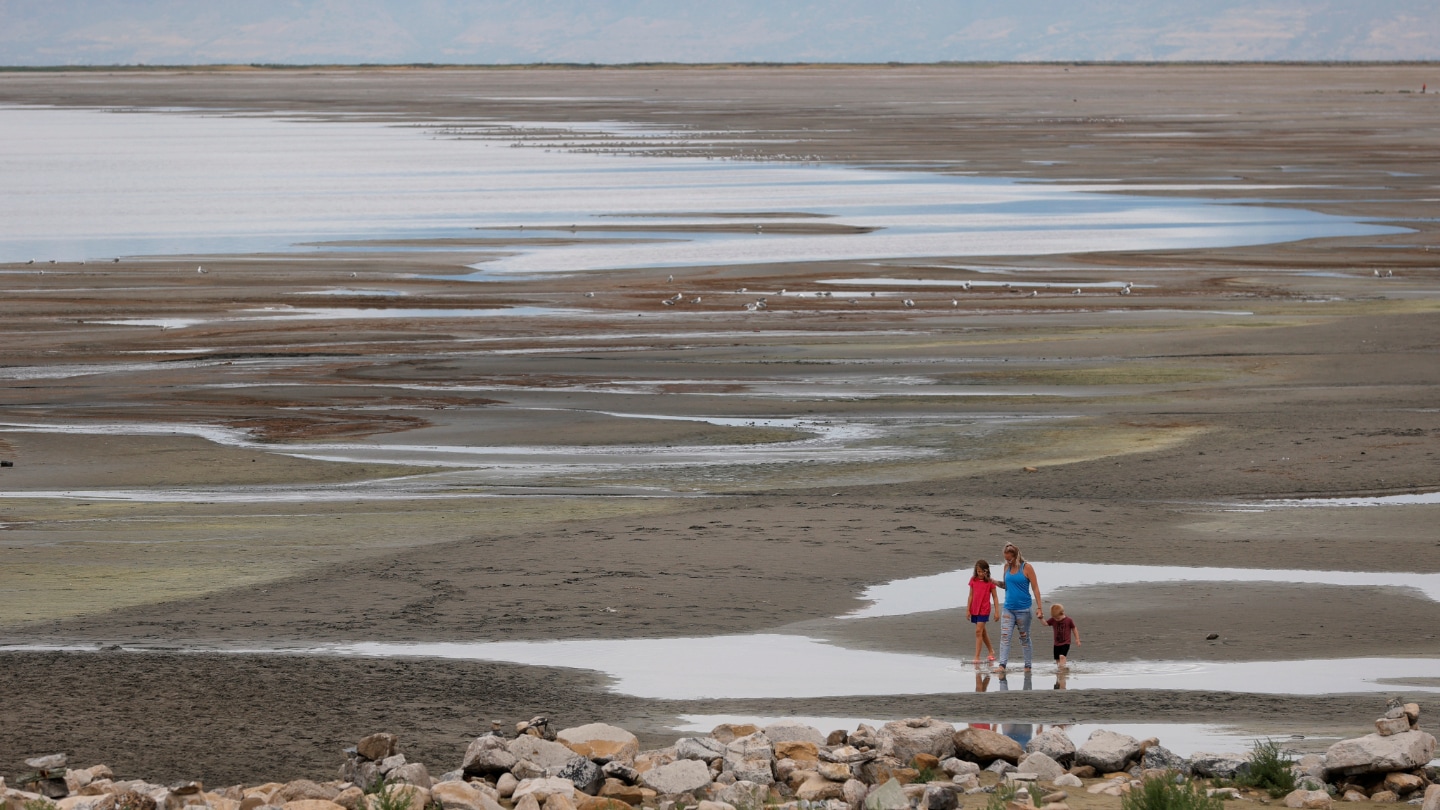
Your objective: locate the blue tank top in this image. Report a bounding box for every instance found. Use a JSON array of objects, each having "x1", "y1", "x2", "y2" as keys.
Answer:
[{"x1": 1004, "y1": 564, "x2": 1032, "y2": 610}]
